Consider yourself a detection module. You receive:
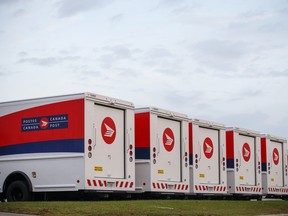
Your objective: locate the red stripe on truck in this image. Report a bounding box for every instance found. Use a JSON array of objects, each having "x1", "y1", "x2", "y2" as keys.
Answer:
[
  {"x1": 135, "y1": 112, "x2": 150, "y2": 148},
  {"x1": 226, "y1": 131, "x2": 234, "y2": 160},
  {"x1": 189, "y1": 122, "x2": 193, "y2": 155},
  {"x1": 0, "y1": 99, "x2": 85, "y2": 148},
  {"x1": 261, "y1": 137, "x2": 267, "y2": 164}
]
